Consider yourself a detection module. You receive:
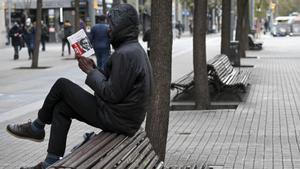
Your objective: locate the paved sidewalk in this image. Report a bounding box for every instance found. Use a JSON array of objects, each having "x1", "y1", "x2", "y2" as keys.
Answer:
[{"x1": 1, "y1": 35, "x2": 300, "y2": 169}]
